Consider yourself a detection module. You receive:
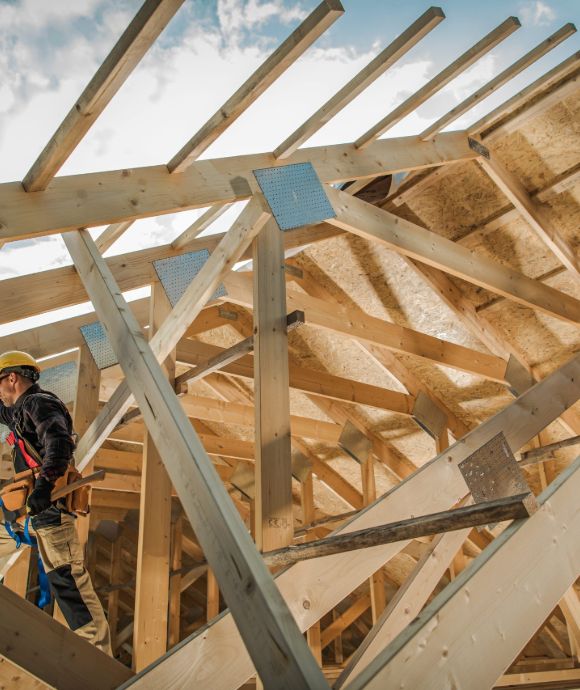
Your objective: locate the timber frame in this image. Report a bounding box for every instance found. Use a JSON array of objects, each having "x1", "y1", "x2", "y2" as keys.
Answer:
[{"x1": 0, "y1": 2, "x2": 579, "y2": 689}]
